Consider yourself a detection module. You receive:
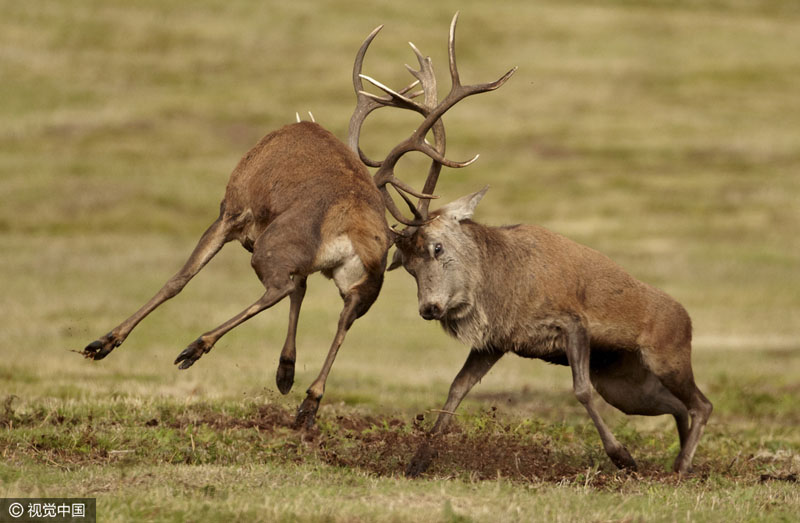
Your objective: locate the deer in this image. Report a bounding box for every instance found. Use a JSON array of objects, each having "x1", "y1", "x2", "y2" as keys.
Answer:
[
  {"x1": 391, "y1": 187, "x2": 713, "y2": 476},
  {"x1": 79, "y1": 13, "x2": 516, "y2": 429}
]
